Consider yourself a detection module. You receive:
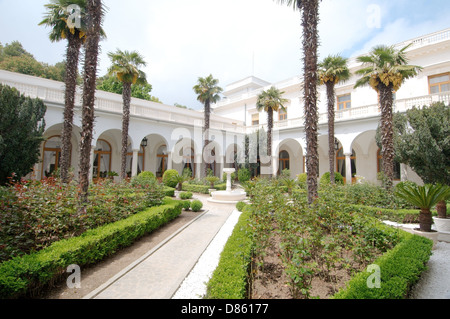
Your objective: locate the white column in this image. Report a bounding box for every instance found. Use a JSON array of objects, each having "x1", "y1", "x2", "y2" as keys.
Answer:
[
  {"x1": 131, "y1": 149, "x2": 139, "y2": 177},
  {"x1": 345, "y1": 153, "x2": 352, "y2": 185},
  {"x1": 167, "y1": 152, "x2": 173, "y2": 170},
  {"x1": 195, "y1": 154, "x2": 202, "y2": 179}
]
